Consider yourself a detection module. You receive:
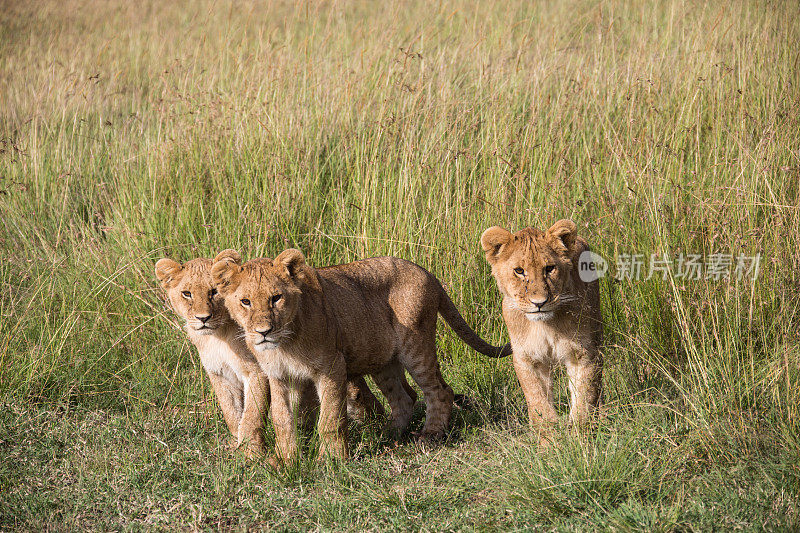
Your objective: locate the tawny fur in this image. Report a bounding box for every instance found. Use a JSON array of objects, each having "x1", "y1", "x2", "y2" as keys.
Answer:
[
  {"x1": 156, "y1": 257, "x2": 269, "y2": 457},
  {"x1": 481, "y1": 220, "x2": 603, "y2": 438},
  {"x1": 155, "y1": 257, "x2": 384, "y2": 458},
  {"x1": 211, "y1": 249, "x2": 509, "y2": 463}
]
